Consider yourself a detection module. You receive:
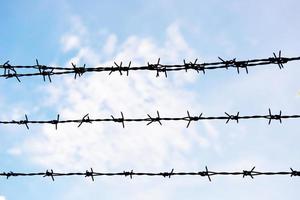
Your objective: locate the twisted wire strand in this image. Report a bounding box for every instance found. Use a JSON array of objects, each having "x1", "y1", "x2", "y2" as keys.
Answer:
[
  {"x1": 1, "y1": 109, "x2": 299, "y2": 130},
  {"x1": 1, "y1": 167, "x2": 299, "y2": 181},
  {"x1": 0, "y1": 51, "x2": 298, "y2": 82}
]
